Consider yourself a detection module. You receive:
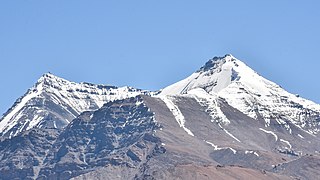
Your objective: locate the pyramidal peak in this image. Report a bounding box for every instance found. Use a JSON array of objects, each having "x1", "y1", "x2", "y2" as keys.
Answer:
[
  {"x1": 36, "y1": 72, "x2": 66, "y2": 85},
  {"x1": 40, "y1": 72, "x2": 61, "y2": 80},
  {"x1": 33, "y1": 72, "x2": 72, "y2": 95},
  {"x1": 197, "y1": 54, "x2": 237, "y2": 72},
  {"x1": 160, "y1": 54, "x2": 260, "y2": 95},
  {"x1": 160, "y1": 54, "x2": 320, "y2": 134}
]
